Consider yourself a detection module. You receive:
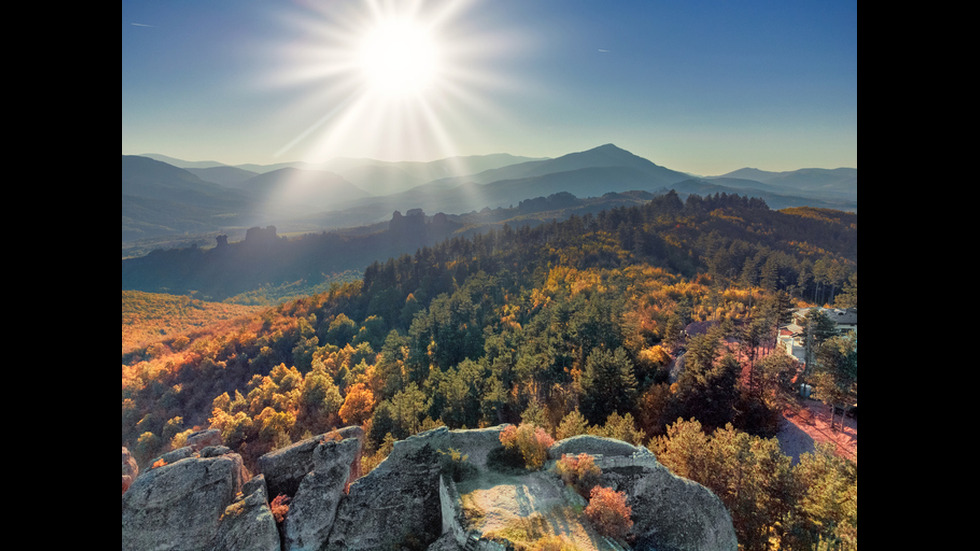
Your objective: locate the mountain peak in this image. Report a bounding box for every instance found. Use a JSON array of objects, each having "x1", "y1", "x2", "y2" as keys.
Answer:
[
  {"x1": 554, "y1": 143, "x2": 671, "y2": 173},
  {"x1": 592, "y1": 143, "x2": 624, "y2": 151},
  {"x1": 581, "y1": 143, "x2": 633, "y2": 157}
]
